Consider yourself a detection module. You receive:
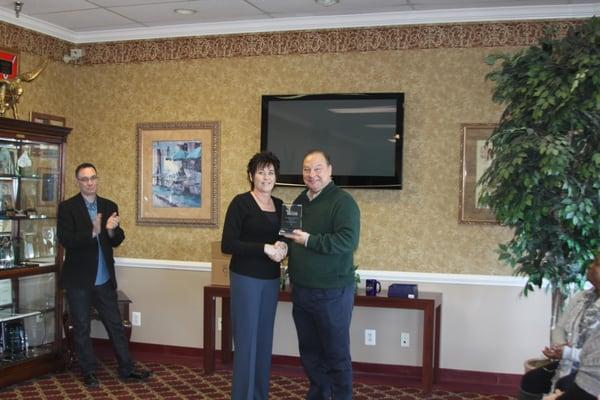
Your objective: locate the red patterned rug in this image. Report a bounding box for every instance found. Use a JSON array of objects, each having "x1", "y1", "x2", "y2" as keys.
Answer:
[{"x1": 0, "y1": 360, "x2": 515, "y2": 399}]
